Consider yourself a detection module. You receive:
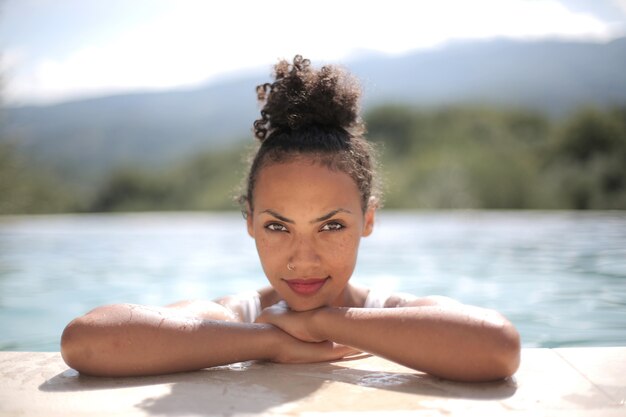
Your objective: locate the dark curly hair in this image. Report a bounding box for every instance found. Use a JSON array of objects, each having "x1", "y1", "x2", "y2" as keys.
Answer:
[{"x1": 240, "y1": 55, "x2": 381, "y2": 216}]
